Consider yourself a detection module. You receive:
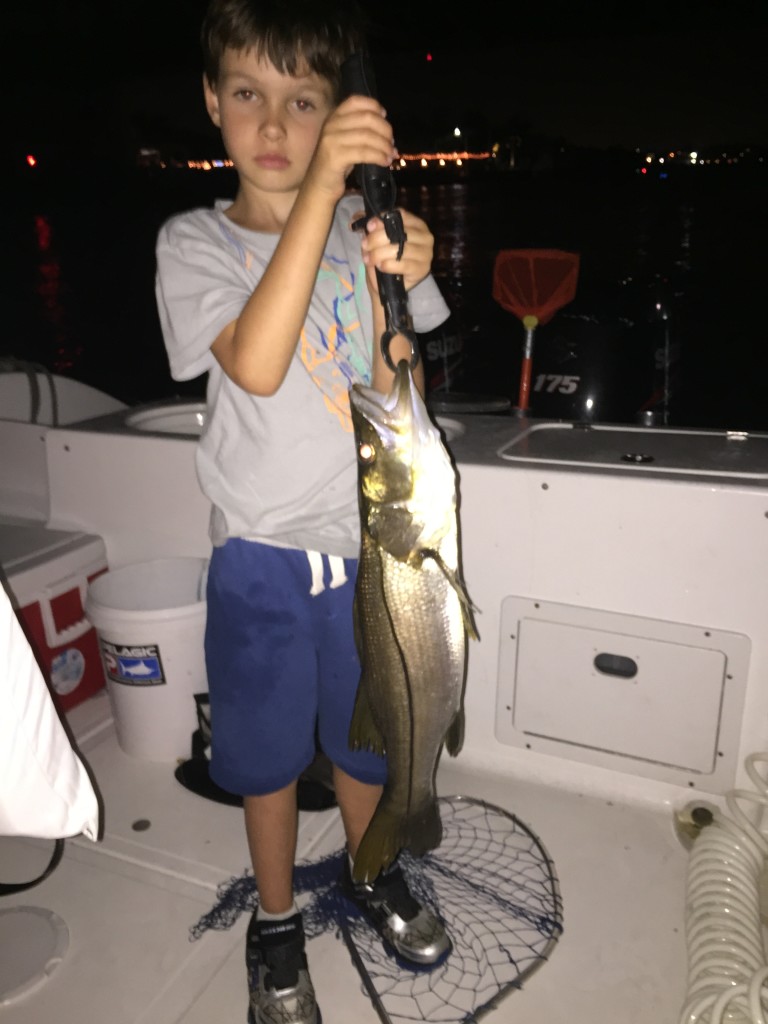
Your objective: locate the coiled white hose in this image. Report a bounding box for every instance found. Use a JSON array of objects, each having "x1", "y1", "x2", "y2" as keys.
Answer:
[{"x1": 679, "y1": 753, "x2": 768, "y2": 1023}]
